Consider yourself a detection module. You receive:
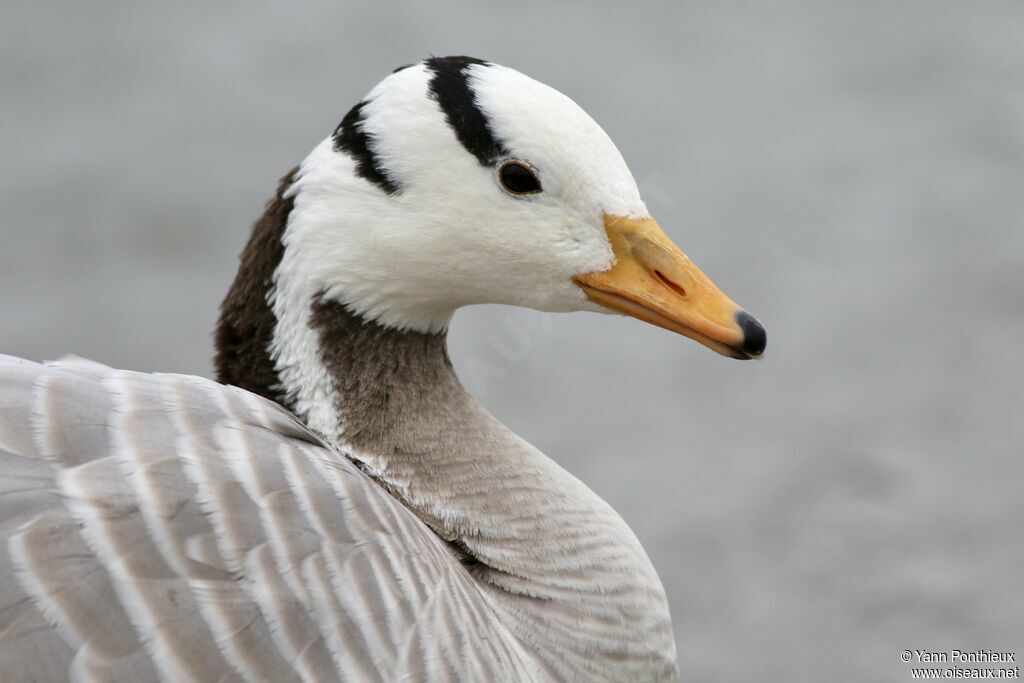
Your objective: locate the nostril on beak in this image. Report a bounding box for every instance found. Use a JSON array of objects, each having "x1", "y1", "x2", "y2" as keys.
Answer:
[
  {"x1": 653, "y1": 270, "x2": 687, "y2": 298},
  {"x1": 735, "y1": 310, "x2": 767, "y2": 357}
]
